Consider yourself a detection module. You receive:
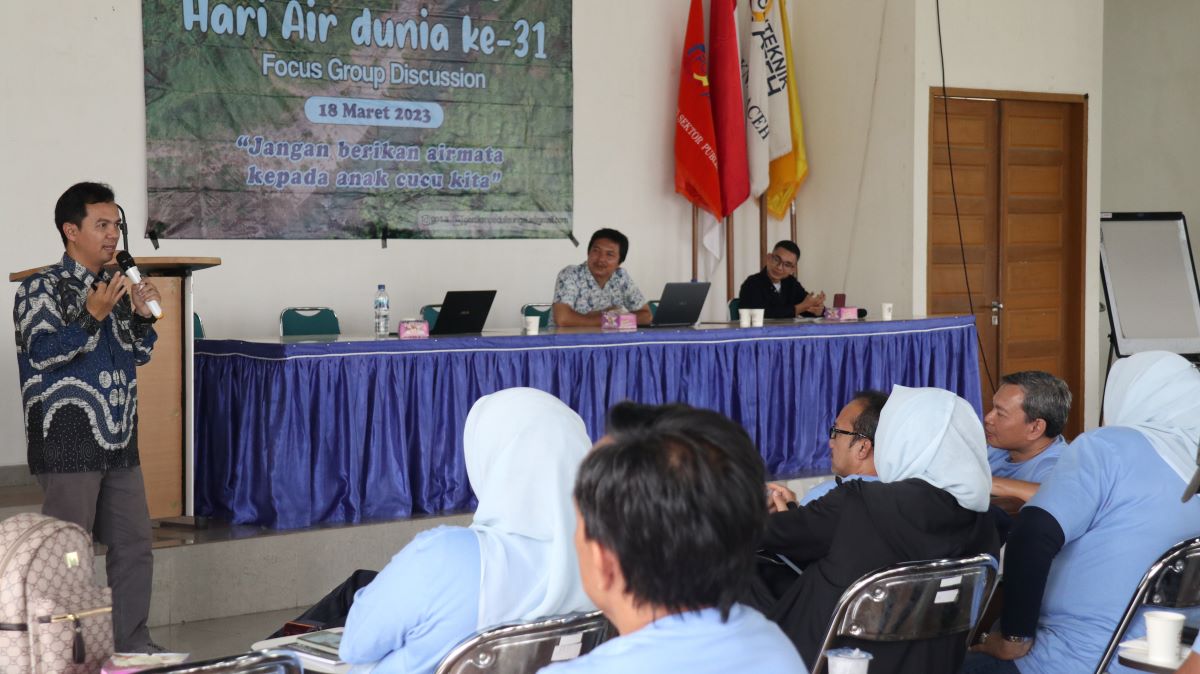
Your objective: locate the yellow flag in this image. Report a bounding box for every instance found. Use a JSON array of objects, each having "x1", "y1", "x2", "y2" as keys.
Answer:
[{"x1": 765, "y1": 0, "x2": 809, "y2": 219}]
